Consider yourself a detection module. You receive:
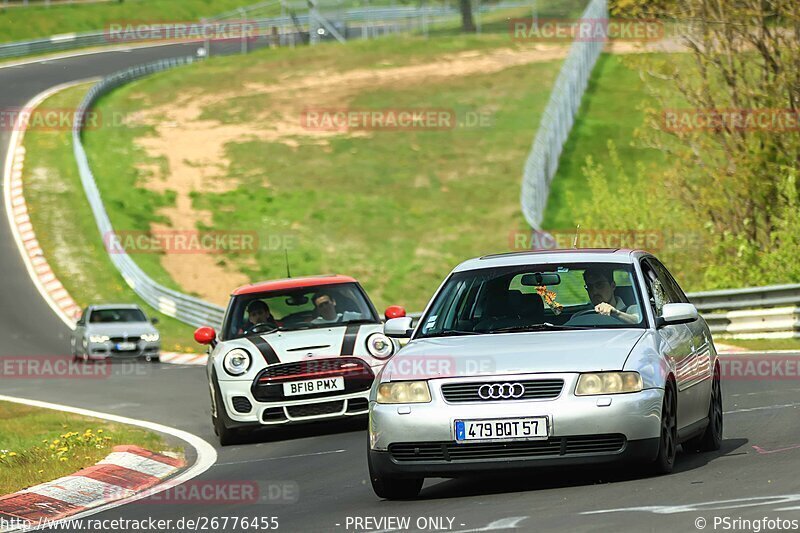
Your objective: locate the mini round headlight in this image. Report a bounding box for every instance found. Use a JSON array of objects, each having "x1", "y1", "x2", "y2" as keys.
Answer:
[
  {"x1": 223, "y1": 348, "x2": 251, "y2": 376},
  {"x1": 366, "y1": 333, "x2": 394, "y2": 359}
]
